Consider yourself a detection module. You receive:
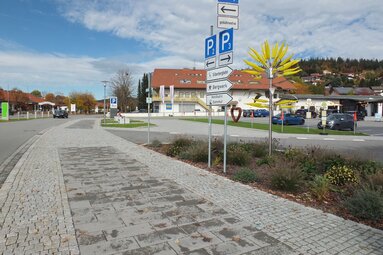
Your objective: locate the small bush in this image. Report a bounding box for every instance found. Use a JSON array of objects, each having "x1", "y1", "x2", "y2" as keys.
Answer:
[
  {"x1": 284, "y1": 148, "x2": 303, "y2": 160},
  {"x1": 257, "y1": 156, "x2": 274, "y2": 166},
  {"x1": 240, "y1": 142, "x2": 267, "y2": 158},
  {"x1": 322, "y1": 155, "x2": 346, "y2": 171},
  {"x1": 270, "y1": 160, "x2": 304, "y2": 192},
  {"x1": 310, "y1": 175, "x2": 330, "y2": 201},
  {"x1": 227, "y1": 144, "x2": 251, "y2": 166},
  {"x1": 348, "y1": 160, "x2": 382, "y2": 178},
  {"x1": 325, "y1": 165, "x2": 358, "y2": 186},
  {"x1": 213, "y1": 155, "x2": 222, "y2": 166},
  {"x1": 233, "y1": 168, "x2": 257, "y2": 183},
  {"x1": 367, "y1": 172, "x2": 383, "y2": 191},
  {"x1": 179, "y1": 141, "x2": 208, "y2": 163},
  {"x1": 150, "y1": 139, "x2": 162, "y2": 148},
  {"x1": 345, "y1": 188, "x2": 383, "y2": 221},
  {"x1": 166, "y1": 137, "x2": 193, "y2": 157},
  {"x1": 300, "y1": 159, "x2": 318, "y2": 178}
]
